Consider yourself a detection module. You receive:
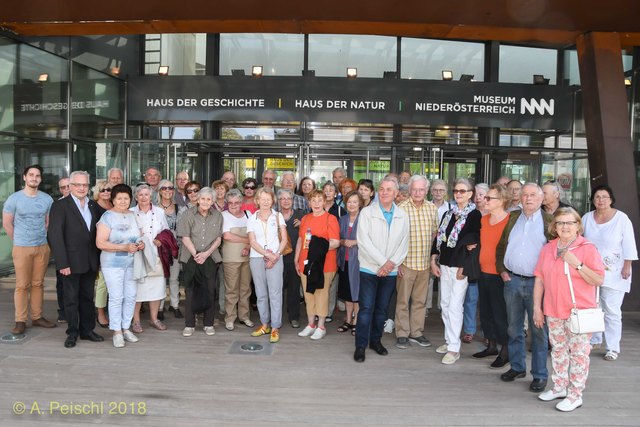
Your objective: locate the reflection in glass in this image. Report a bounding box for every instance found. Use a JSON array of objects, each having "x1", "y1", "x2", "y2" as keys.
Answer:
[
  {"x1": 220, "y1": 34, "x2": 303, "y2": 76},
  {"x1": 144, "y1": 34, "x2": 206, "y2": 76},
  {"x1": 309, "y1": 35, "x2": 396, "y2": 78},
  {"x1": 401, "y1": 38, "x2": 484, "y2": 81},
  {"x1": 500, "y1": 45, "x2": 556, "y2": 84}
]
